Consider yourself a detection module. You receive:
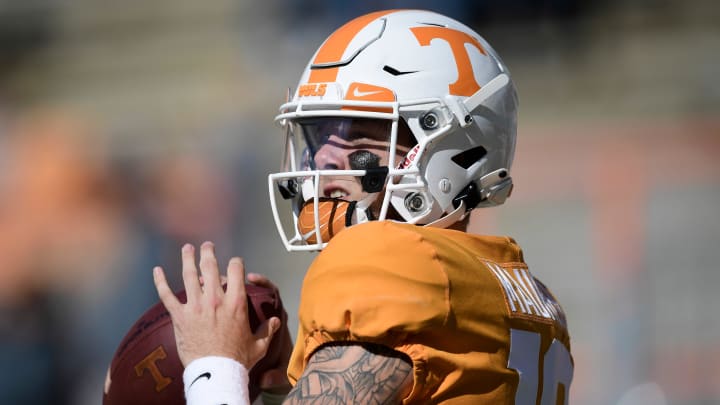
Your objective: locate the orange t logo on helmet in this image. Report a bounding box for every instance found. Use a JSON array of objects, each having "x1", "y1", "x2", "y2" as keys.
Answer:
[
  {"x1": 410, "y1": 26, "x2": 487, "y2": 96},
  {"x1": 307, "y1": 11, "x2": 488, "y2": 99}
]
